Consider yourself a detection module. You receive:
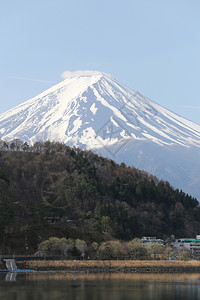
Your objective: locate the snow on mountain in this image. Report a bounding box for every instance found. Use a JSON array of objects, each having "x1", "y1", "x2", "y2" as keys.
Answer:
[{"x1": 0, "y1": 70, "x2": 200, "y2": 198}]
